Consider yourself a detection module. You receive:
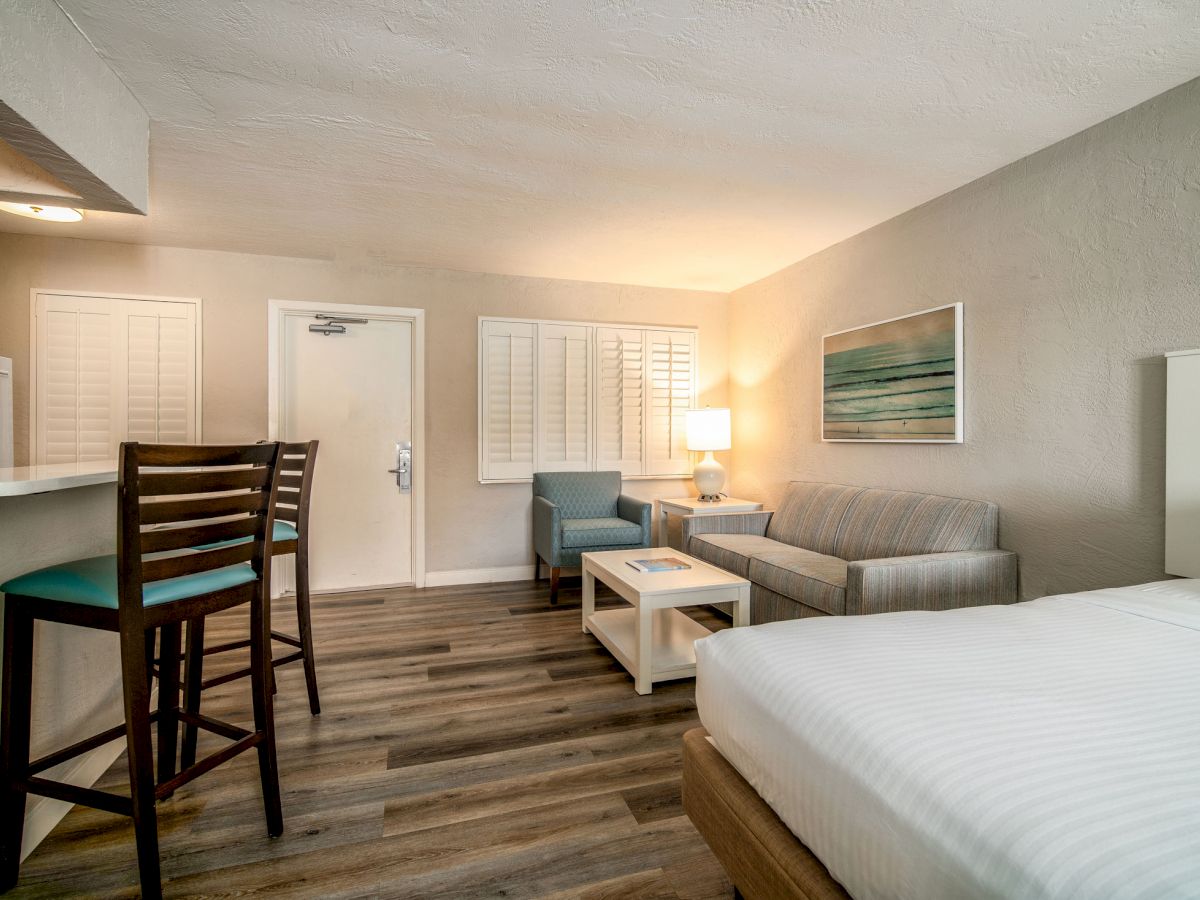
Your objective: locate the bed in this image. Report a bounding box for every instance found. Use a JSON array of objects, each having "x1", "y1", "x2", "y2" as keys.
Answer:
[{"x1": 685, "y1": 579, "x2": 1200, "y2": 900}]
